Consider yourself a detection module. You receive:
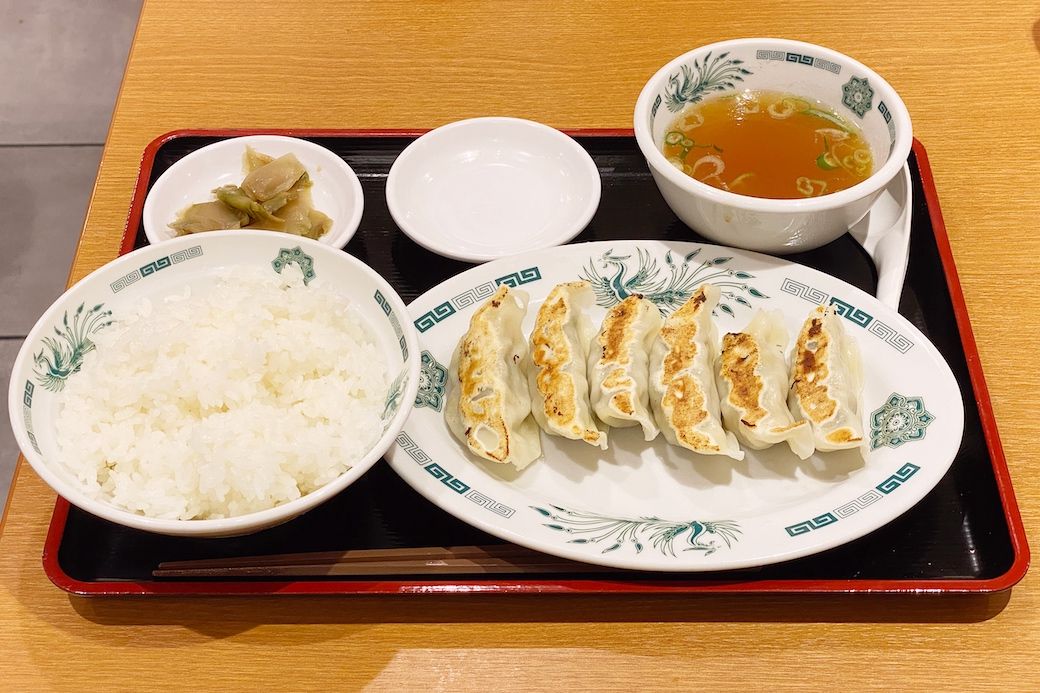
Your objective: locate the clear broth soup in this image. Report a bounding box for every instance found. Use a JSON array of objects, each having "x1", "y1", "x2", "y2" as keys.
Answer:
[{"x1": 662, "y1": 90, "x2": 874, "y2": 199}]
